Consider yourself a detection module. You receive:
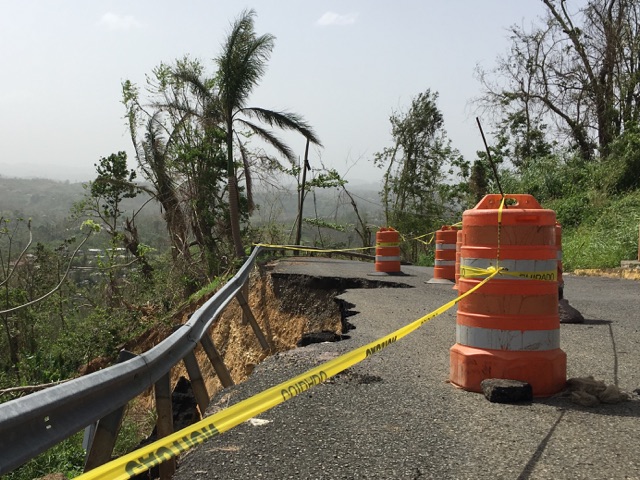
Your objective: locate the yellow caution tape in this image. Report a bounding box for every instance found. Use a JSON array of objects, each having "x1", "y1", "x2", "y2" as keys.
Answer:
[
  {"x1": 460, "y1": 266, "x2": 557, "y2": 282},
  {"x1": 413, "y1": 232, "x2": 436, "y2": 247},
  {"x1": 408, "y1": 222, "x2": 462, "y2": 247},
  {"x1": 254, "y1": 243, "x2": 375, "y2": 253},
  {"x1": 498, "y1": 195, "x2": 506, "y2": 224},
  {"x1": 256, "y1": 221, "x2": 463, "y2": 253},
  {"x1": 75, "y1": 268, "x2": 502, "y2": 480},
  {"x1": 412, "y1": 232, "x2": 434, "y2": 241},
  {"x1": 496, "y1": 196, "x2": 506, "y2": 267}
]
